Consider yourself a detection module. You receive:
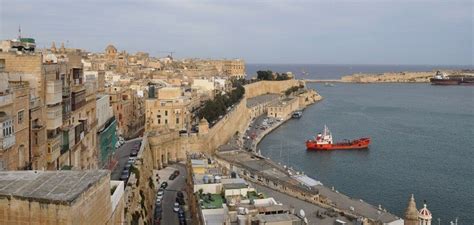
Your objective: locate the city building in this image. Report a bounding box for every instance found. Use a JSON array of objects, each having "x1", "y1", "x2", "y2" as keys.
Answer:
[
  {"x1": 145, "y1": 86, "x2": 200, "y2": 131},
  {"x1": 0, "y1": 170, "x2": 124, "y2": 225},
  {"x1": 267, "y1": 97, "x2": 299, "y2": 119},
  {"x1": 96, "y1": 94, "x2": 117, "y2": 168},
  {"x1": 0, "y1": 42, "x2": 99, "y2": 171},
  {"x1": 0, "y1": 78, "x2": 30, "y2": 170}
]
